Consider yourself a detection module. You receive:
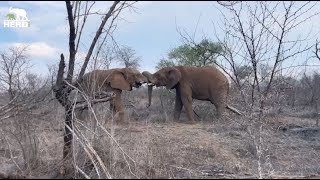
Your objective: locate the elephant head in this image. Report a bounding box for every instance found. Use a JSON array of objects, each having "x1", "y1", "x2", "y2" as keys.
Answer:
[
  {"x1": 110, "y1": 68, "x2": 147, "y2": 91},
  {"x1": 142, "y1": 67, "x2": 181, "y2": 107},
  {"x1": 75, "y1": 68, "x2": 147, "y2": 96}
]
